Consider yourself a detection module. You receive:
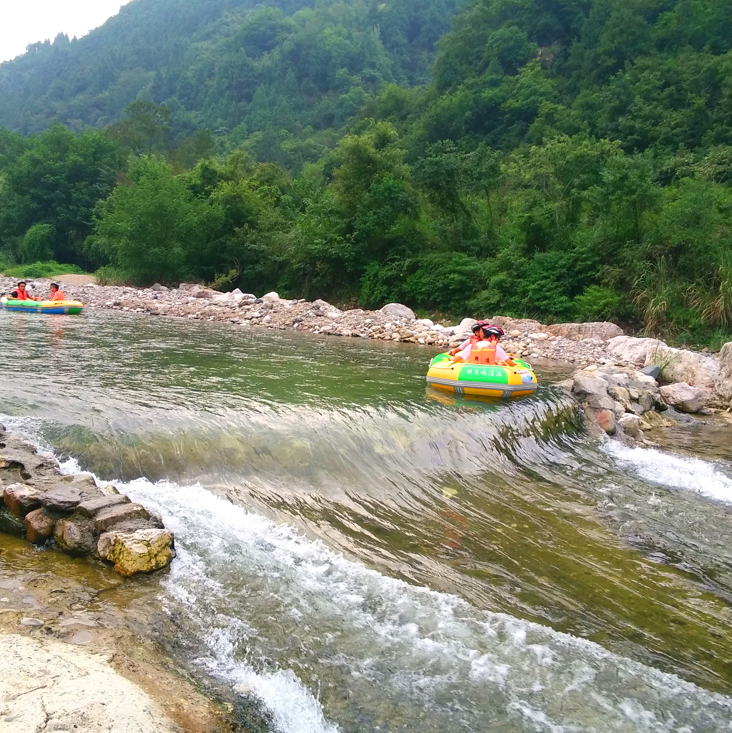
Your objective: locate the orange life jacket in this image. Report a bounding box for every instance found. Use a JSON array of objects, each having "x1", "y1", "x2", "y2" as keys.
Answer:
[
  {"x1": 468, "y1": 344, "x2": 497, "y2": 365},
  {"x1": 11, "y1": 288, "x2": 31, "y2": 300},
  {"x1": 50, "y1": 290, "x2": 65, "y2": 301}
]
